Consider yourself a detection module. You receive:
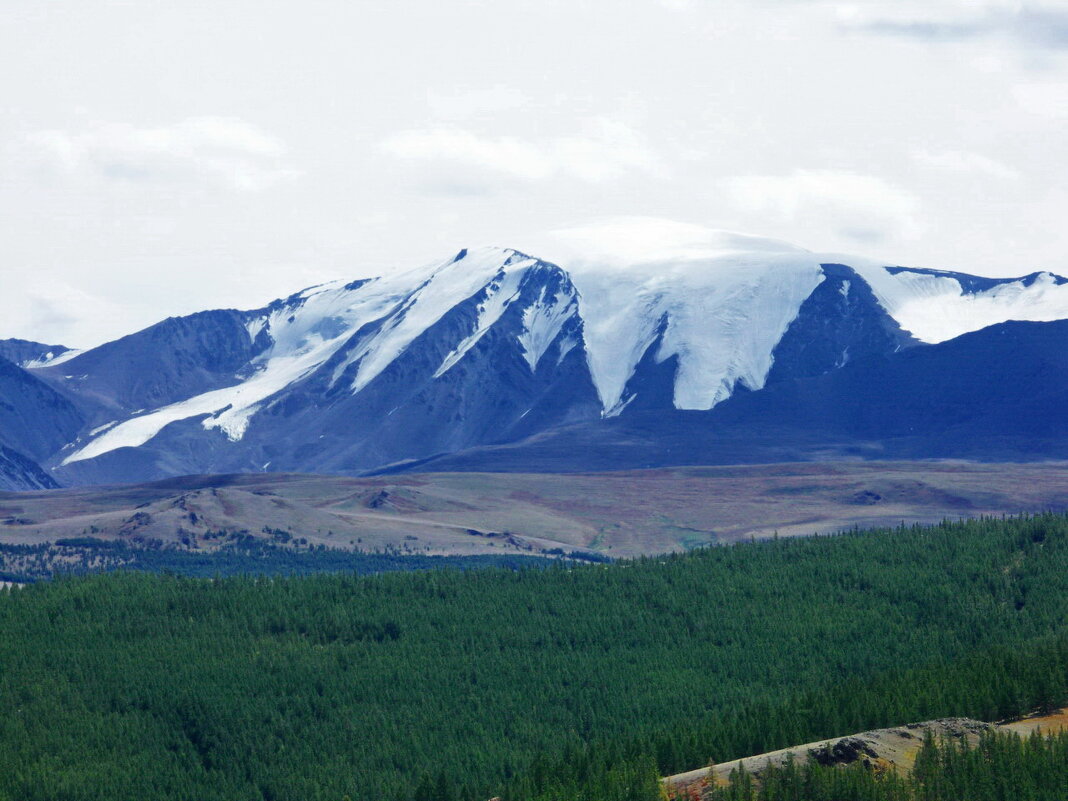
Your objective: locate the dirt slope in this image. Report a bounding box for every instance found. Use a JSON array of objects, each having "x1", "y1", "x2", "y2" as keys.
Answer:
[{"x1": 664, "y1": 709, "x2": 1068, "y2": 795}]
